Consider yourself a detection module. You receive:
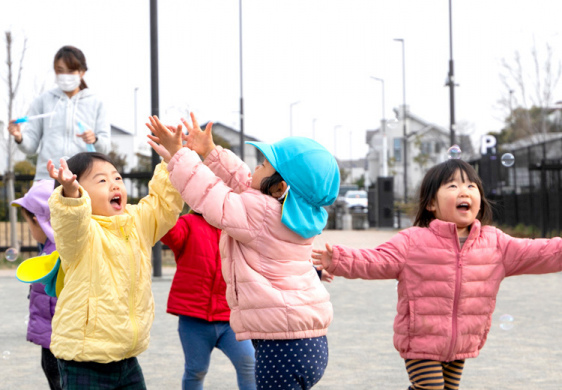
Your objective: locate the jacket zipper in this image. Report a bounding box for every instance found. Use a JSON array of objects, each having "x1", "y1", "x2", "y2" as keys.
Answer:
[
  {"x1": 446, "y1": 236, "x2": 463, "y2": 361},
  {"x1": 121, "y1": 227, "x2": 139, "y2": 354}
]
